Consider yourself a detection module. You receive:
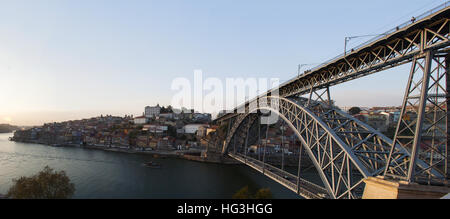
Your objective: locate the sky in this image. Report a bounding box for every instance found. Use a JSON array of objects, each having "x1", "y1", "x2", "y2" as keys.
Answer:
[{"x1": 0, "y1": 0, "x2": 447, "y2": 126}]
